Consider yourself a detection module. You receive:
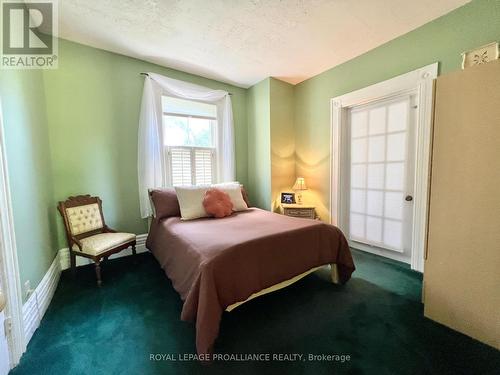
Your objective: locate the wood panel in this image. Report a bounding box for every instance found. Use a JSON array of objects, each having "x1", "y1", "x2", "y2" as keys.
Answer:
[{"x1": 424, "y1": 60, "x2": 500, "y2": 349}]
